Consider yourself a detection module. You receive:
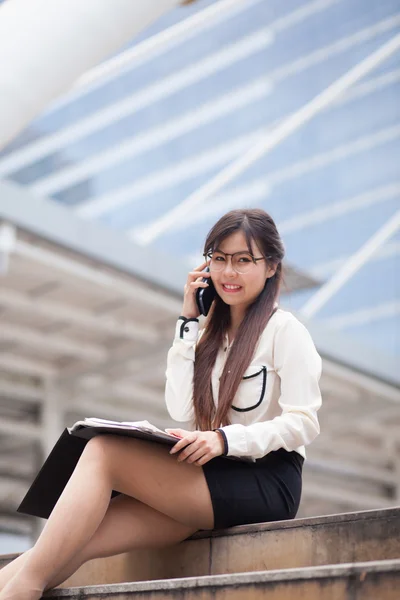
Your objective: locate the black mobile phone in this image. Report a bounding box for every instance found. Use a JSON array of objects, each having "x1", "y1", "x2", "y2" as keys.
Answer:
[{"x1": 195, "y1": 267, "x2": 217, "y2": 316}]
